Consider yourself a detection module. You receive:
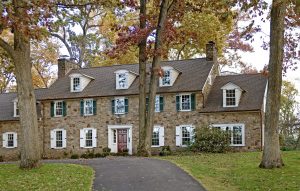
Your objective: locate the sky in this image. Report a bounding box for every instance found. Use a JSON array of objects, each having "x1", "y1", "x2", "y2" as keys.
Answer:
[{"x1": 236, "y1": 0, "x2": 300, "y2": 101}]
